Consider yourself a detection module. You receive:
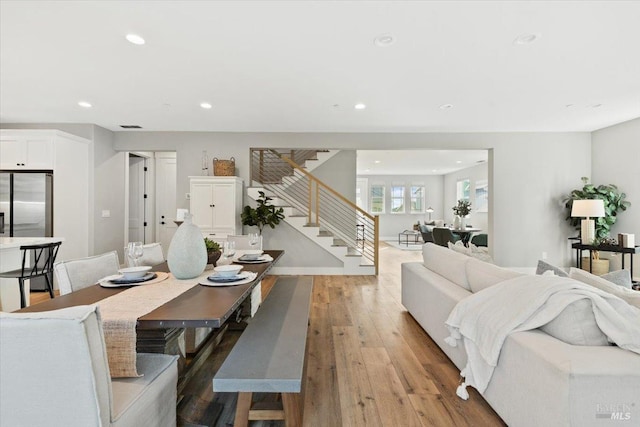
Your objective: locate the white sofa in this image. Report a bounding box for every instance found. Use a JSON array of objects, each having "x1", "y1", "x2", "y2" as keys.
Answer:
[
  {"x1": 402, "y1": 243, "x2": 640, "y2": 427},
  {"x1": 0, "y1": 305, "x2": 178, "y2": 427}
]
